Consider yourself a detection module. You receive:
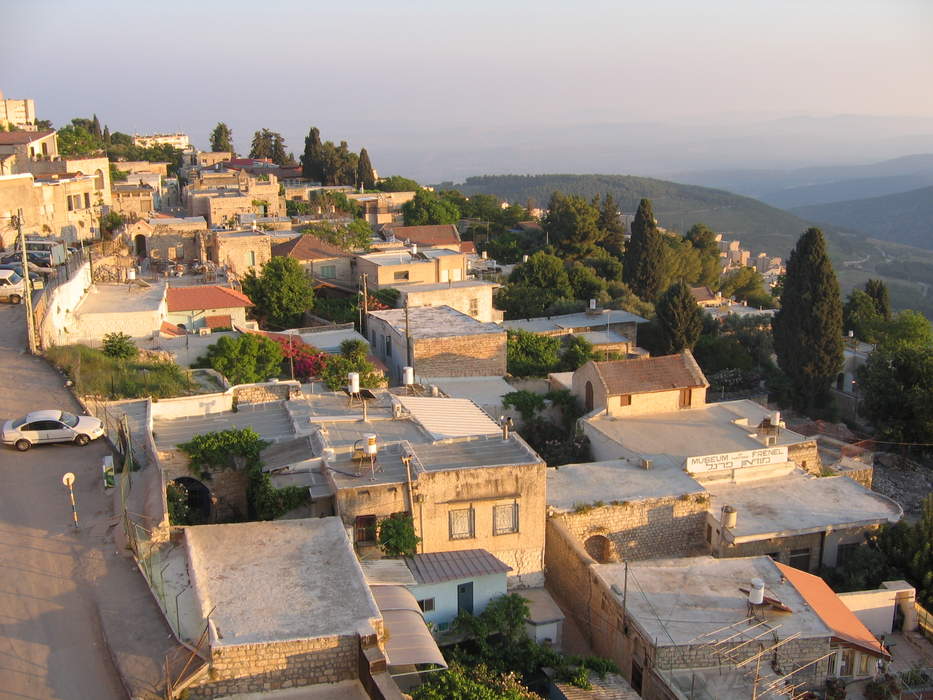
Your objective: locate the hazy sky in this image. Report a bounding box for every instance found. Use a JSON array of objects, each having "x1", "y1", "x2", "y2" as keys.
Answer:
[{"x1": 3, "y1": 0, "x2": 932, "y2": 180}]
